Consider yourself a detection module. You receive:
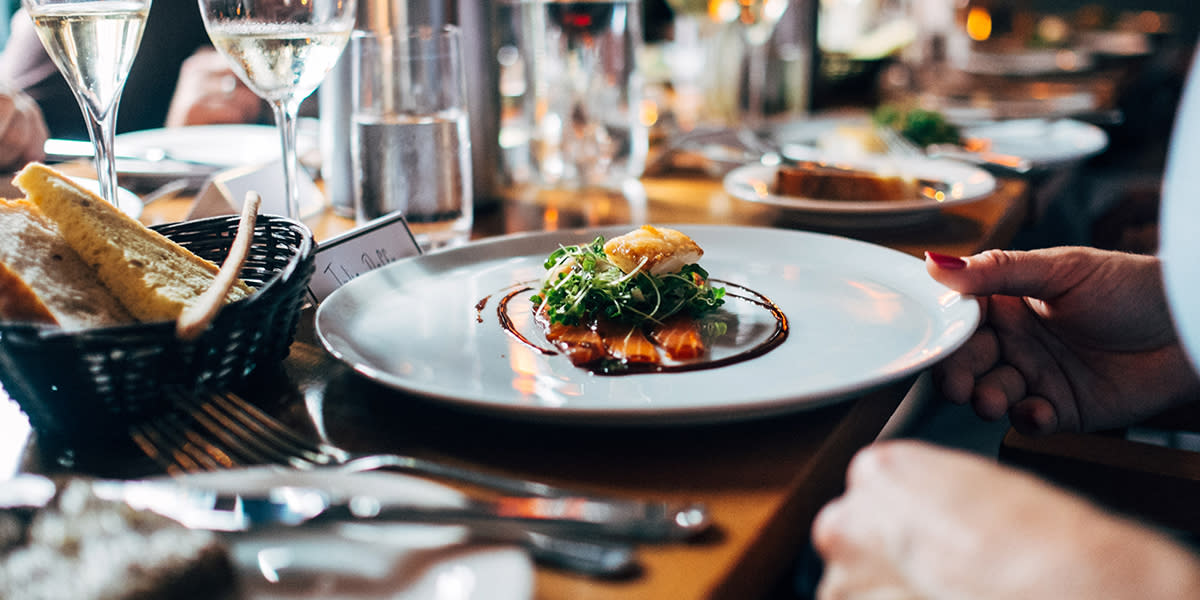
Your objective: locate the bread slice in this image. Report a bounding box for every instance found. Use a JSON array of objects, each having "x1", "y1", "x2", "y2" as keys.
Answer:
[
  {"x1": 0, "y1": 198, "x2": 134, "y2": 329},
  {"x1": 14, "y1": 163, "x2": 252, "y2": 322}
]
